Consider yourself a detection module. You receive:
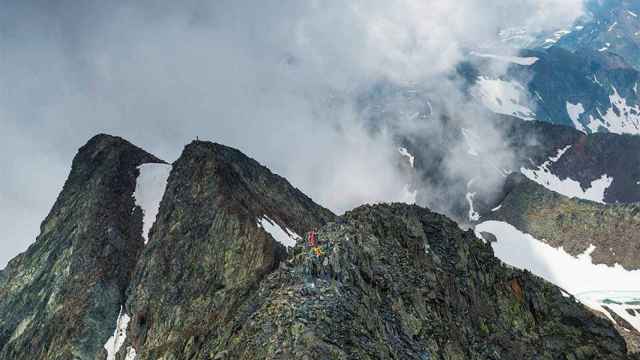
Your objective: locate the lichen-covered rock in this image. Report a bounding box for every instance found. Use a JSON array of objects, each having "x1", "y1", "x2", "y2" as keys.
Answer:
[
  {"x1": 0, "y1": 134, "x2": 163, "y2": 359},
  {"x1": 1, "y1": 136, "x2": 636, "y2": 360},
  {"x1": 119, "y1": 141, "x2": 335, "y2": 359},
  {"x1": 133, "y1": 203, "x2": 630, "y2": 359}
]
